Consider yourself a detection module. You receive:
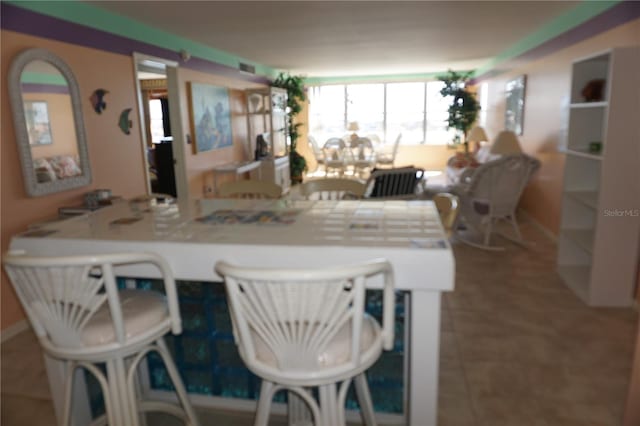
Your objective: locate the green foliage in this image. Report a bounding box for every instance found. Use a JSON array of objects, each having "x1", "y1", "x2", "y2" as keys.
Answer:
[
  {"x1": 438, "y1": 70, "x2": 480, "y2": 146},
  {"x1": 272, "y1": 73, "x2": 307, "y2": 180}
]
